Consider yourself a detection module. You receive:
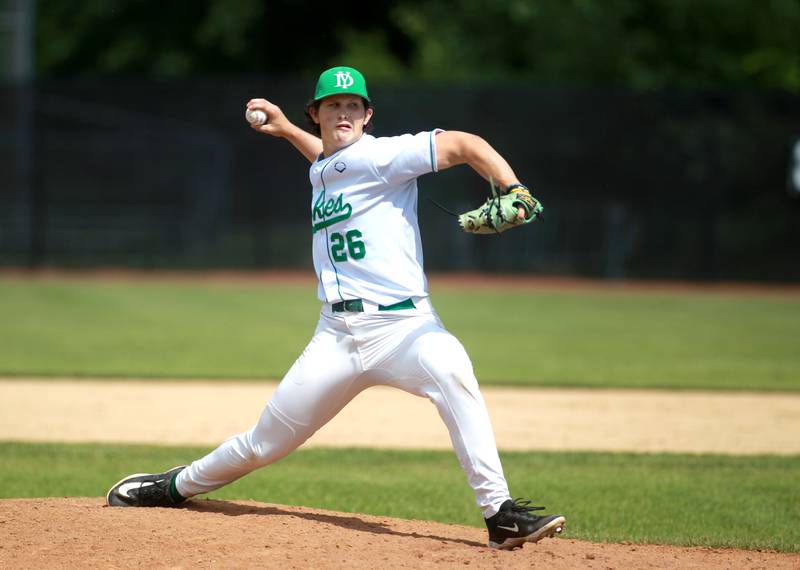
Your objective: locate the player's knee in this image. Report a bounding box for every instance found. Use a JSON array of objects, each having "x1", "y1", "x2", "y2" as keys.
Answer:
[
  {"x1": 245, "y1": 405, "x2": 309, "y2": 466},
  {"x1": 245, "y1": 428, "x2": 304, "y2": 467},
  {"x1": 417, "y1": 333, "x2": 479, "y2": 394}
]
